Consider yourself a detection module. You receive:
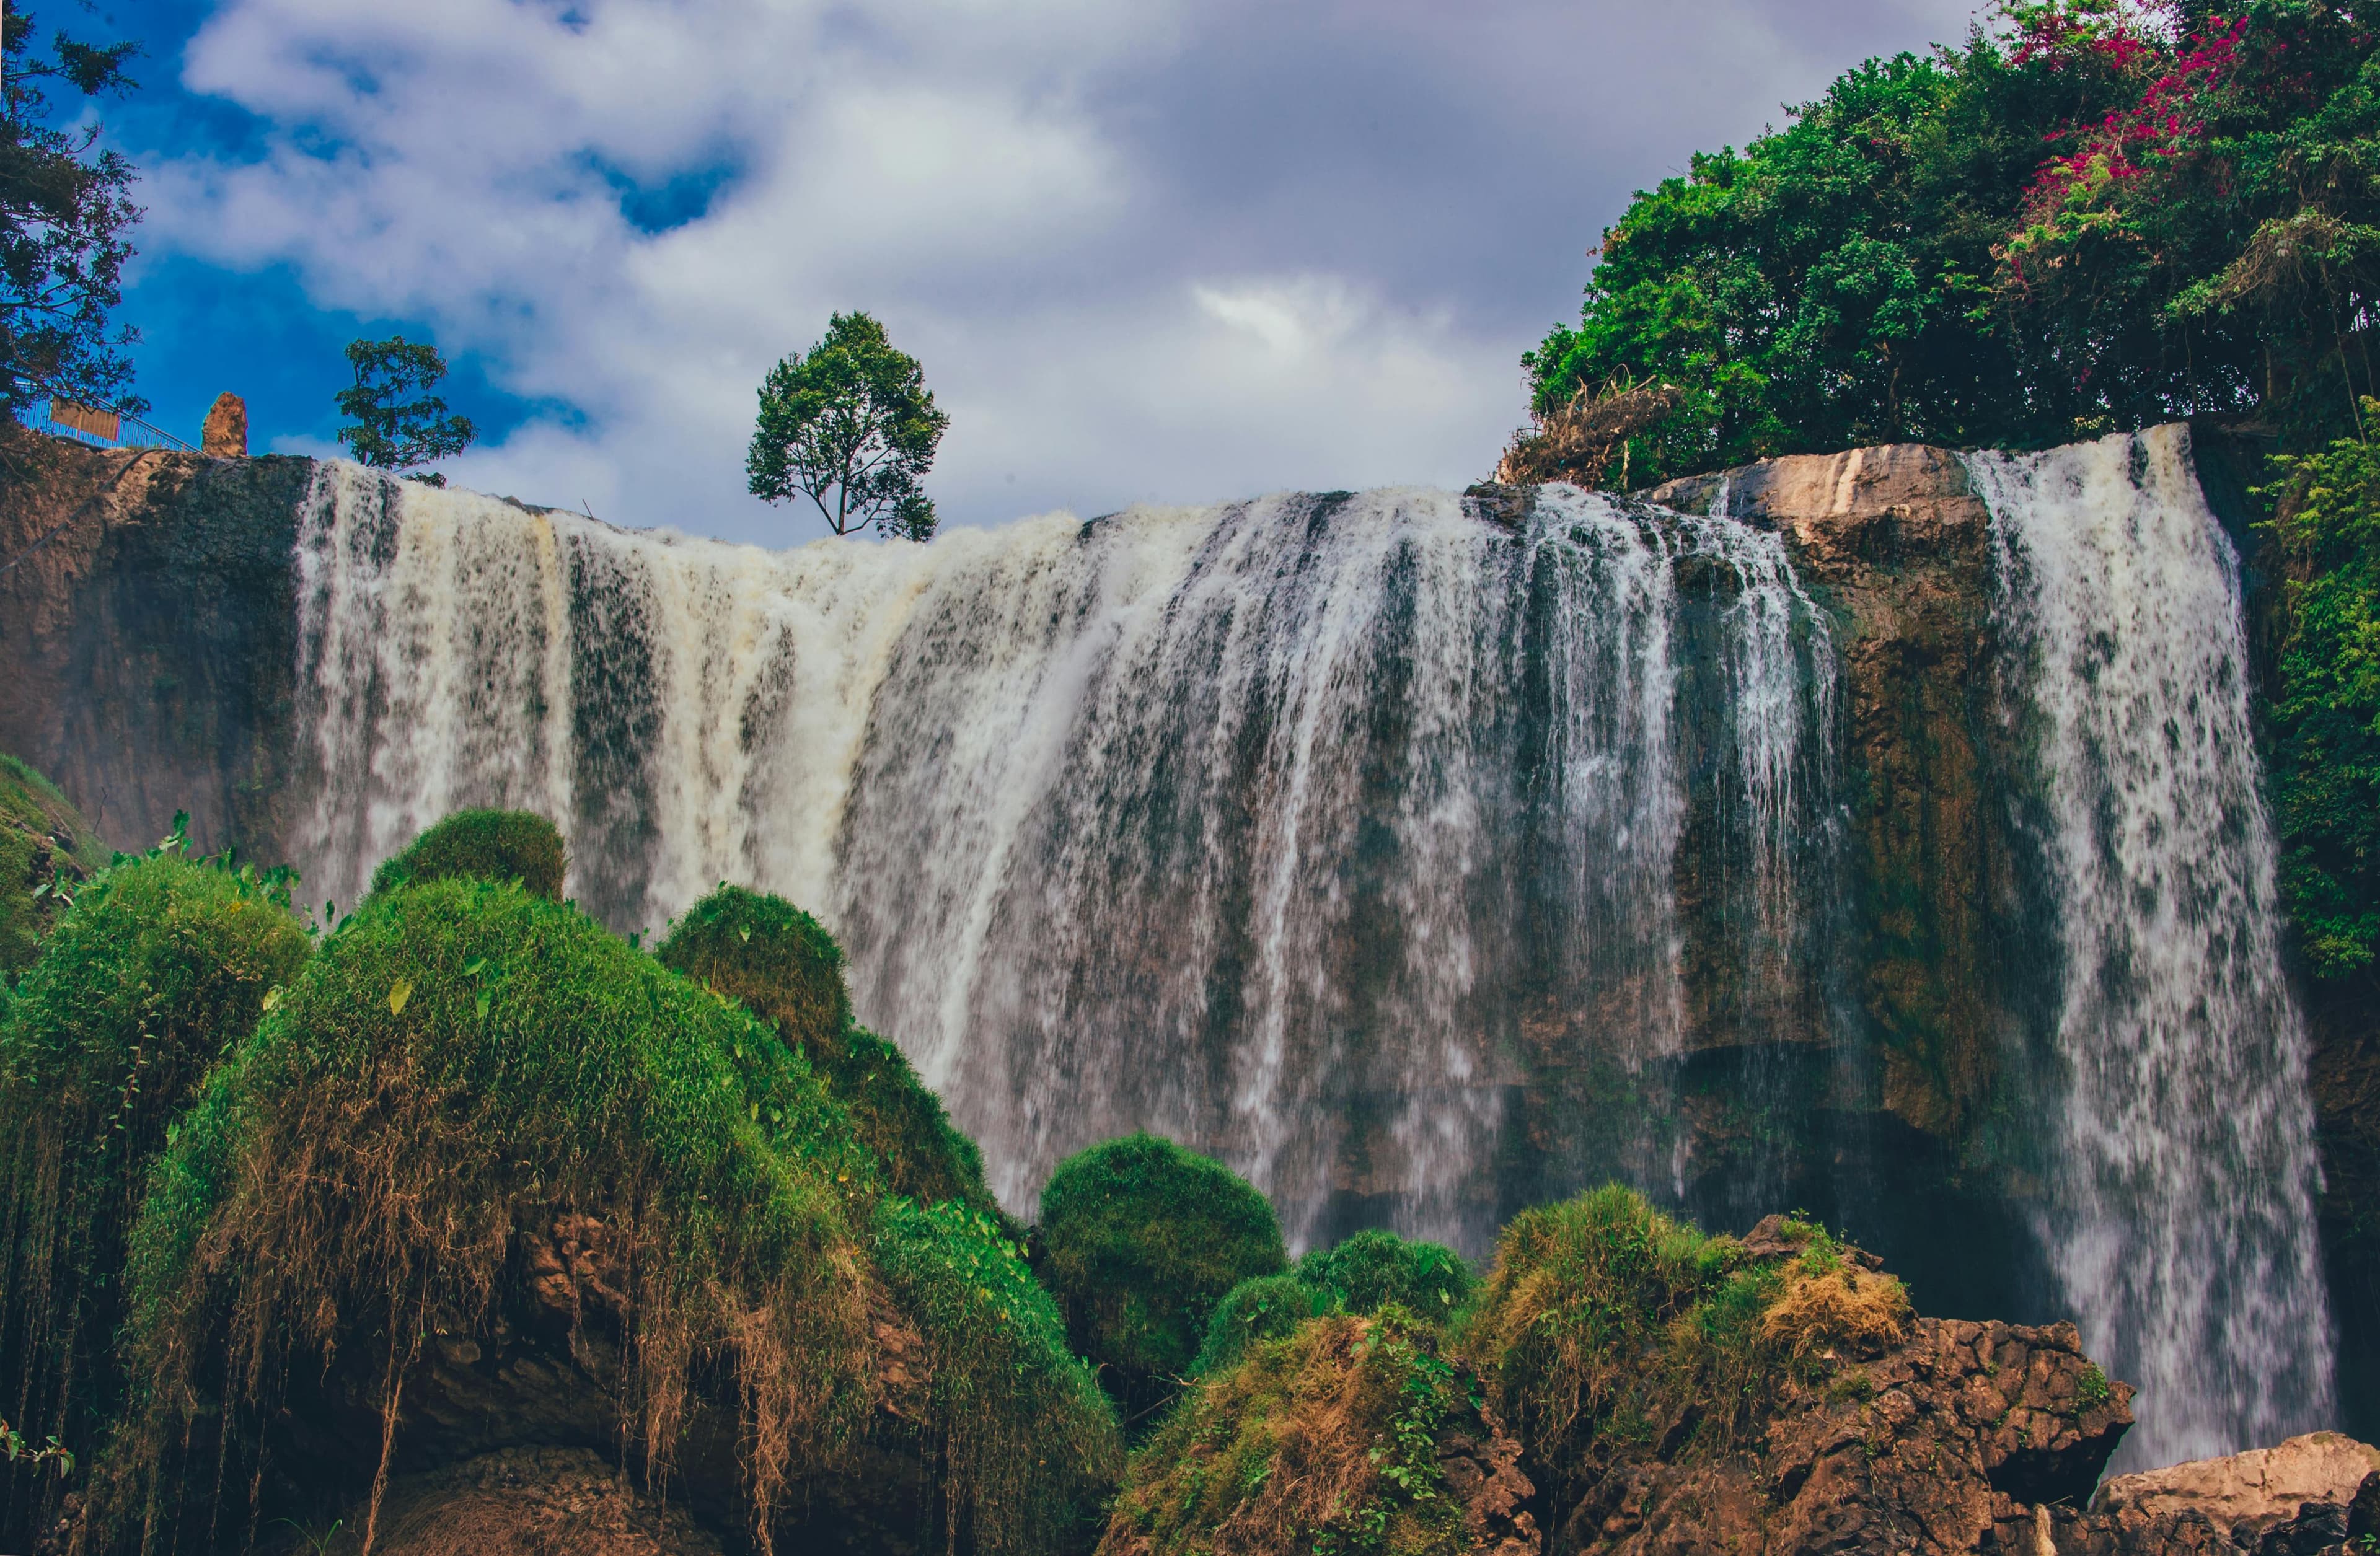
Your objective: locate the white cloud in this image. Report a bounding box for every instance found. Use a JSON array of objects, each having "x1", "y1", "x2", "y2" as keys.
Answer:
[{"x1": 135, "y1": 0, "x2": 1983, "y2": 542}]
